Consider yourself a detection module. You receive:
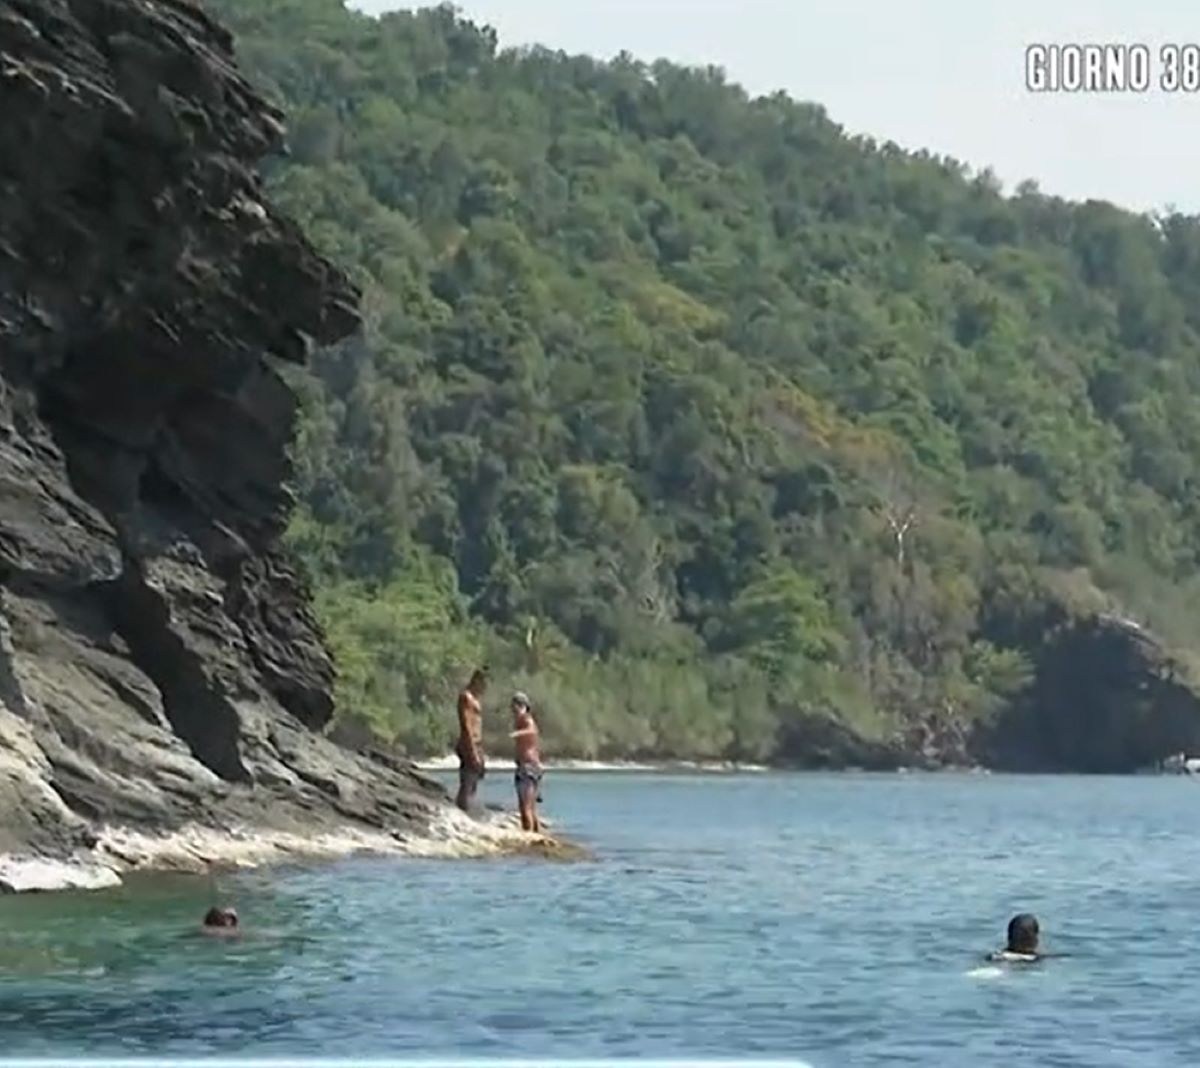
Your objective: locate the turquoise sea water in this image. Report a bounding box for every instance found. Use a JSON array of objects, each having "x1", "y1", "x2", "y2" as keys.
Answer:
[{"x1": 2, "y1": 771, "x2": 1199, "y2": 1065}]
